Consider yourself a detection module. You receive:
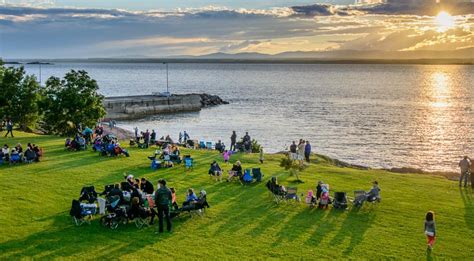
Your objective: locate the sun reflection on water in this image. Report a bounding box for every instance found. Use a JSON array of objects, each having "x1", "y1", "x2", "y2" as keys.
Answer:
[{"x1": 429, "y1": 71, "x2": 451, "y2": 108}]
